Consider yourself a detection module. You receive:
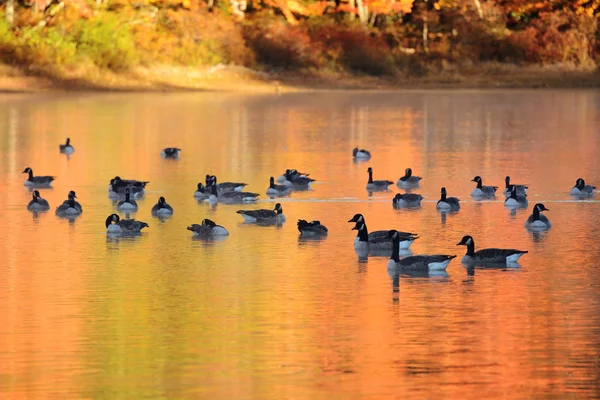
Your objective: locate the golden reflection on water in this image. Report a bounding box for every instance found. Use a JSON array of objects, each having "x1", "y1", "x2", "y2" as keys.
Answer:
[{"x1": 1, "y1": 91, "x2": 600, "y2": 399}]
